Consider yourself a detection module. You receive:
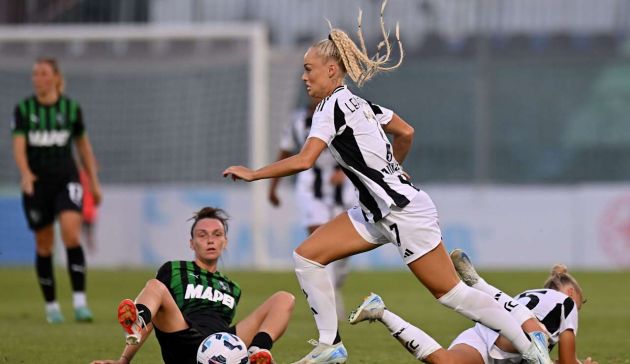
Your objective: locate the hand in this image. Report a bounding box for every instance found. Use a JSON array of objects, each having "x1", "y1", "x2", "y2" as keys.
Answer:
[
  {"x1": 21, "y1": 171, "x2": 37, "y2": 195},
  {"x1": 90, "y1": 360, "x2": 124, "y2": 364},
  {"x1": 268, "y1": 189, "x2": 280, "y2": 207},
  {"x1": 329, "y1": 169, "x2": 345, "y2": 186},
  {"x1": 401, "y1": 170, "x2": 412, "y2": 181},
  {"x1": 583, "y1": 357, "x2": 598, "y2": 364},
  {"x1": 223, "y1": 166, "x2": 255, "y2": 182},
  {"x1": 91, "y1": 180, "x2": 103, "y2": 206}
]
